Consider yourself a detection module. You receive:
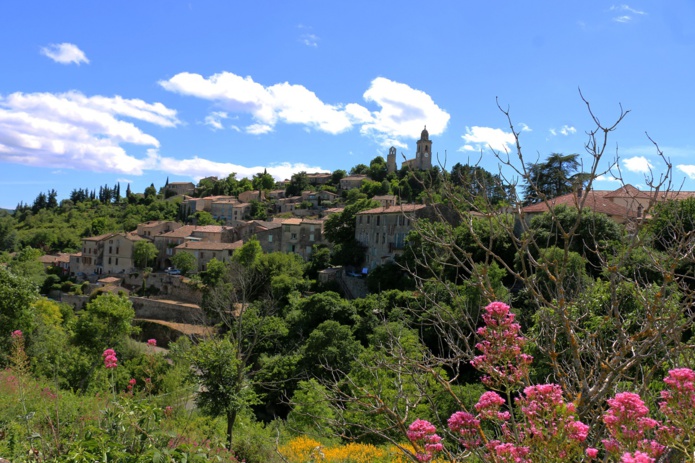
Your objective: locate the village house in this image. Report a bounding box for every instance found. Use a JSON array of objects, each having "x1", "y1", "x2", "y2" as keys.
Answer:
[
  {"x1": 306, "y1": 172, "x2": 333, "y2": 186},
  {"x1": 102, "y1": 232, "x2": 144, "y2": 273},
  {"x1": 165, "y1": 181, "x2": 196, "y2": 196},
  {"x1": 76, "y1": 233, "x2": 117, "y2": 275},
  {"x1": 355, "y1": 204, "x2": 434, "y2": 270},
  {"x1": 136, "y1": 220, "x2": 182, "y2": 238},
  {"x1": 339, "y1": 175, "x2": 367, "y2": 191},
  {"x1": 238, "y1": 190, "x2": 265, "y2": 203},
  {"x1": 38, "y1": 253, "x2": 71, "y2": 275},
  {"x1": 519, "y1": 184, "x2": 695, "y2": 225},
  {"x1": 278, "y1": 217, "x2": 326, "y2": 260},
  {"x1": 174, "y1": 240, "x2": 244, "y2": 272}
]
